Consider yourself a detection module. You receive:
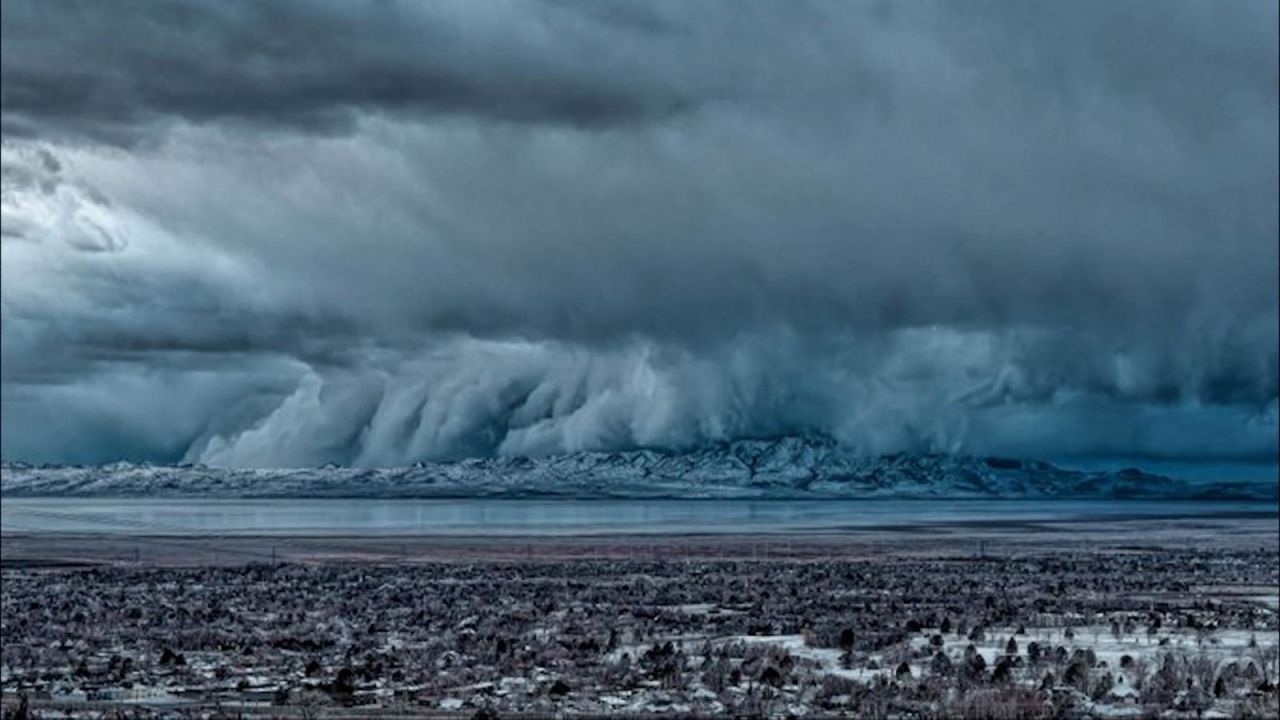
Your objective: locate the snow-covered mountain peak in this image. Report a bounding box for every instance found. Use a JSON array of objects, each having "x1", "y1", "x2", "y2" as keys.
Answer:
[{"x1": 2, "y1": 438, "x2": 1273, "y2": 500}]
